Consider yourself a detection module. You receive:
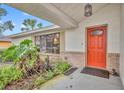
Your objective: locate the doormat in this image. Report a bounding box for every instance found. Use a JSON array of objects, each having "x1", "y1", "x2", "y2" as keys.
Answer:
[
  {"x1": 64, "y1": 67, "x2": 78, "y2": 76},
  {"x1": 81, "y1": 67, "x2": 110, "y2": 79}
]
